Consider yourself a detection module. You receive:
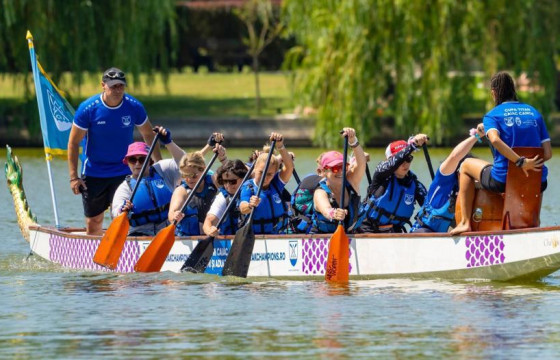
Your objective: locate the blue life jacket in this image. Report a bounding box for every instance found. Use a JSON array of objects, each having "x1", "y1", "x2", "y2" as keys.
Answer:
[
  {"x1": 217, "y1": 187, "x2": 242, "y2": 235},
  {"x1": 289, "y1": 174, "x2": 322, "y2": 234},
  {"x1": 311, "y1": 179, "x2": 360, "y2": 234},
  {"x1": 127, "y1": 169, "x2": 173, "y2": 227},
  {"x1": 176, "y1": 174, "x2": 217, "y2": 236},
  {"x1": 360, "y1": 174, "x2": 417, "y2": 228},
  {"x1": 413, "y1": 189, "x2": 457, "y2": 233},
  {"x1": 246, "y1": 181, "x2": 288, "y2": 234}
]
